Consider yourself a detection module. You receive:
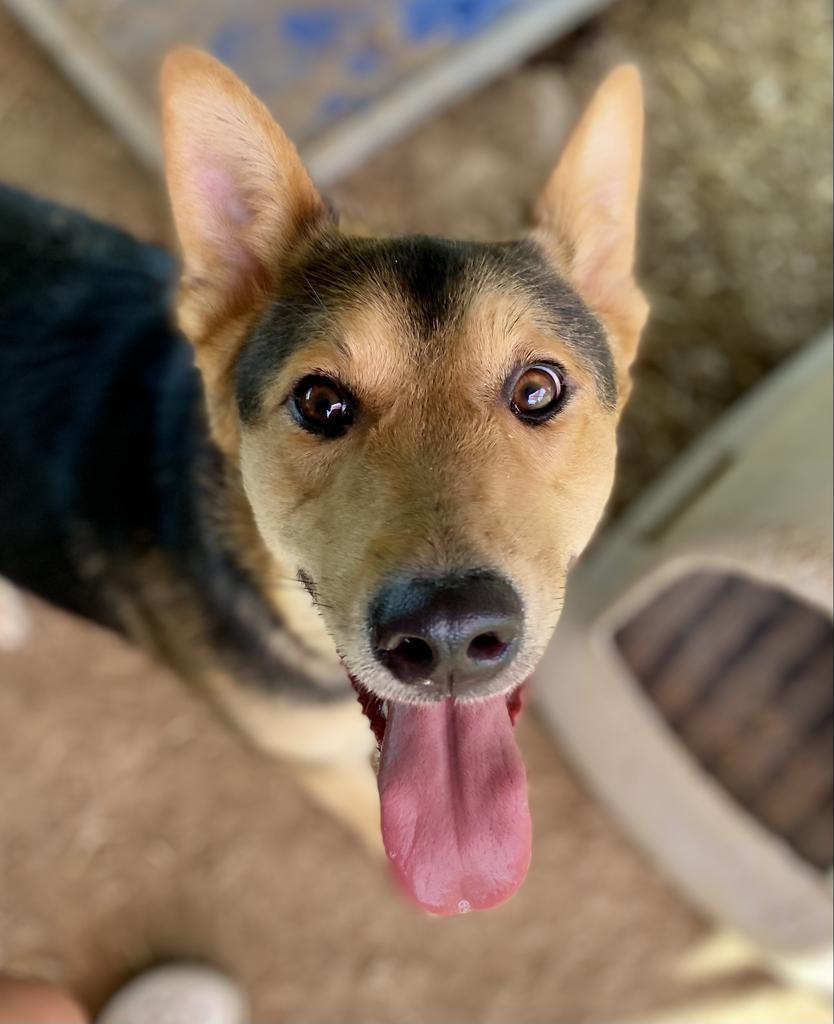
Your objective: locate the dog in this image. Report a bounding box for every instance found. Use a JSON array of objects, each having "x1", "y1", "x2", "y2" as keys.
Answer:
[{"x1": 0, "y1": 50, "x2": 647, "y2": 915}]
